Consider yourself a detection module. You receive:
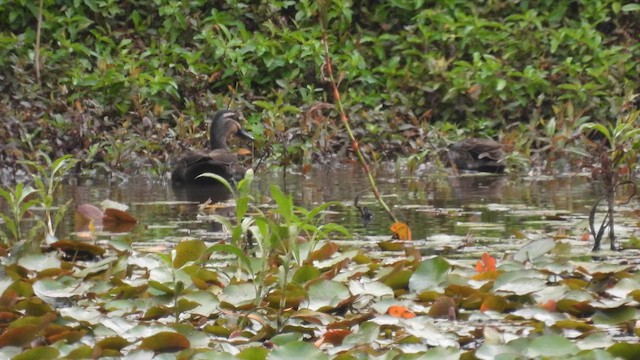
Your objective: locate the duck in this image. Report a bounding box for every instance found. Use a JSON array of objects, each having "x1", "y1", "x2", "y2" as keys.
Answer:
[
  {"x1": 447, "y1": 138, "x2": 505, "y2": 174},
  {"x1": 171, "y1": 110, "x2": 254, "y2": 184}
]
